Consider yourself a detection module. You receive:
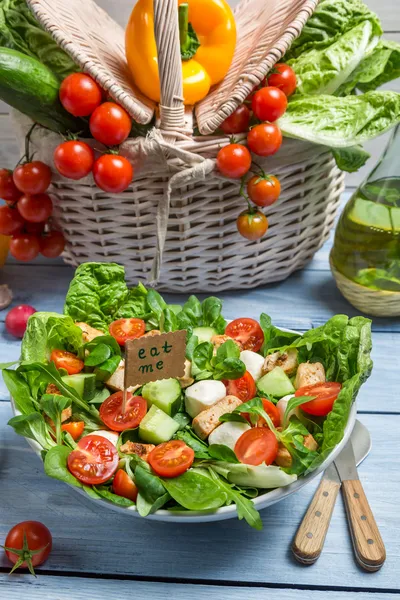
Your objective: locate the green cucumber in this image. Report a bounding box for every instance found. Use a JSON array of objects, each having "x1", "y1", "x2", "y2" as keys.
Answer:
[
  {"x1": 0, "y1": 48, "x2": 85, "y2": 133},
  {"x1": 139, "y1": 405, "x2": 180, "y2": 444},
  {"x1": 257, "y1": 367, "x2": 295, "y2": 398},
  {"x1": 193, "y1": 326, "x2": 217, "y2": 344},
  {"x1": 142, "y1": 378, "x2": 182, "y2": 416},
  {"x1": 62, "y1": 373, "x2": 96, "y2": 401}
]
